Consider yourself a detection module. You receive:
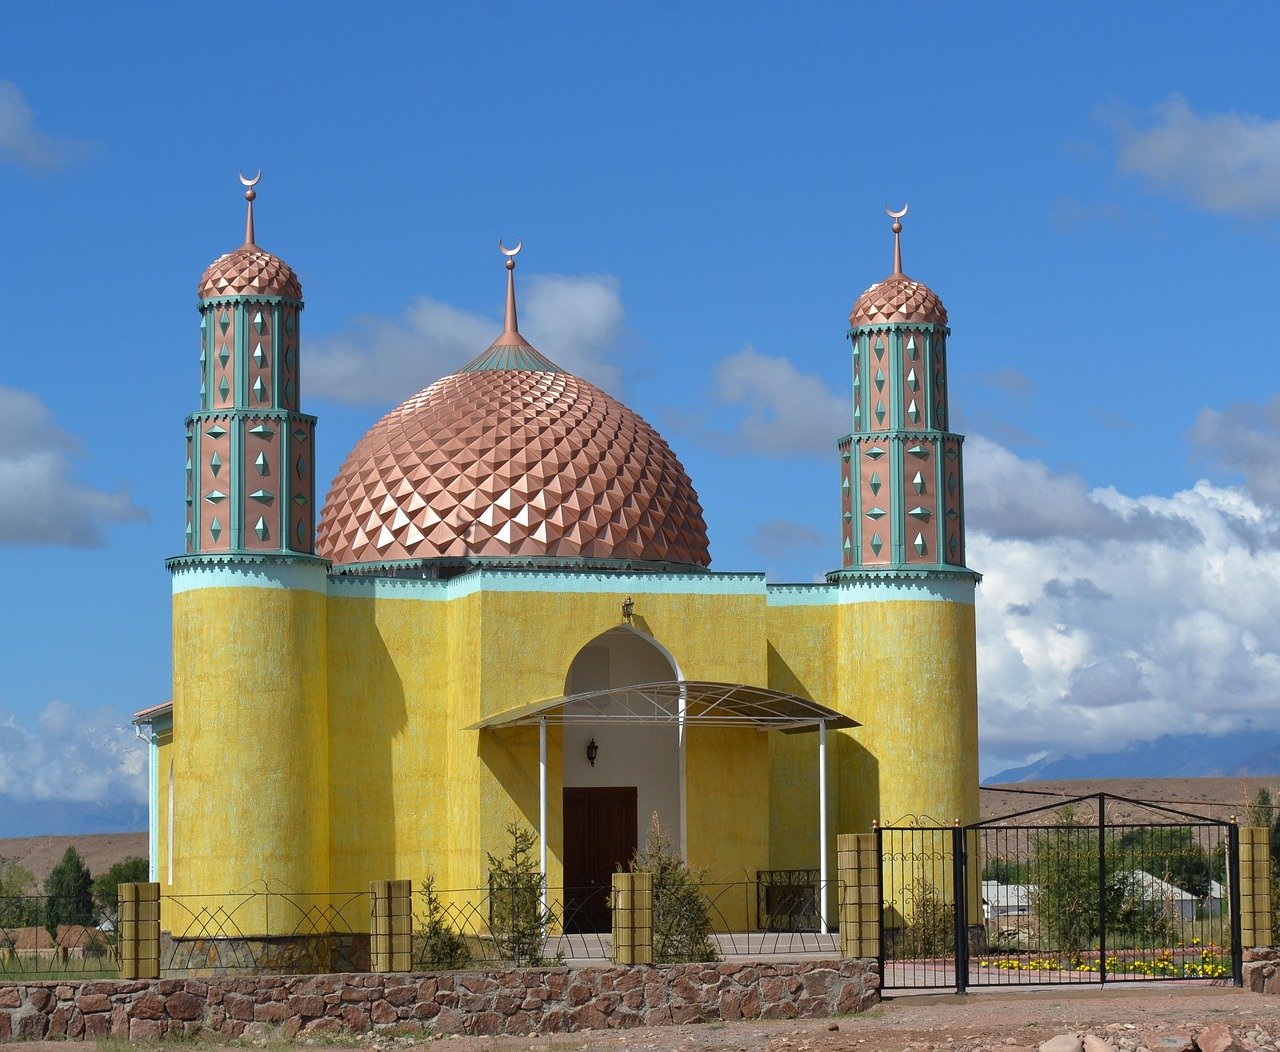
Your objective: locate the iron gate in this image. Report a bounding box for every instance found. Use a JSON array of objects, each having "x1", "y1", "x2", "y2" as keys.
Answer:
[{"x1": 877, "y1": 794, "x2": 1243, "y2": 991}]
